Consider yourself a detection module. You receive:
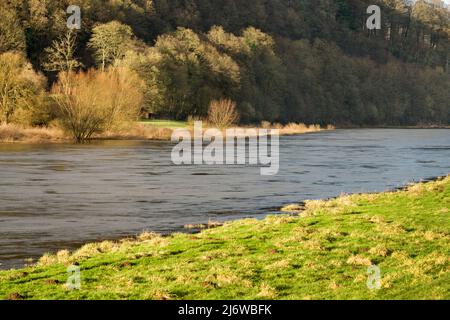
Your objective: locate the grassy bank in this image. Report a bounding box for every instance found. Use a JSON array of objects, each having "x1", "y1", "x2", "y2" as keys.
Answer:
[
  {"x1": 138, "y1": 120, "x2": 189, "y2": 129},
  {"x1": 95, "y1": 122, "x2": 335, "y2": 142},
  {"x1": 0, "y1": 122, "x2": 333, "y2": 143},
  {"x1": 0, "y1": 123, "x2": 175, "y2": 143},
  {"x1": 0, "y1": 124, "x2": 68, "y2": 143},
  {"x1": 1, "y1": 177, "x2": 449, "y2": 300}
]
